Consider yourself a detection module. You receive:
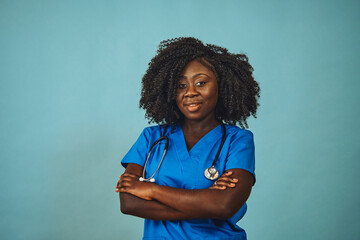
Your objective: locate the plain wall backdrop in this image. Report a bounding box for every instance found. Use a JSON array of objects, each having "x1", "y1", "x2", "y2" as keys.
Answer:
[{"x1": 1, "y1": 0, "x2": 359, "y2": 239}]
